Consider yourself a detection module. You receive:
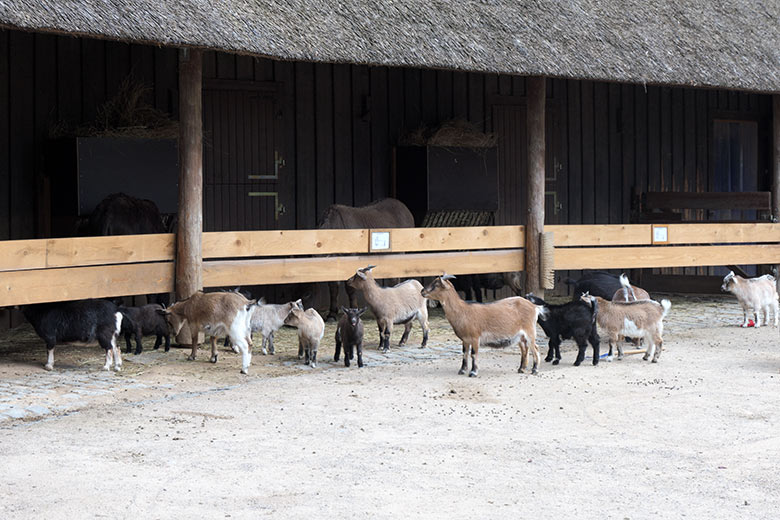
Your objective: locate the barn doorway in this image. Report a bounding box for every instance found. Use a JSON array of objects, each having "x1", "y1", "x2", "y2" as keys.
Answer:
[{"x1": 202, "y1": 81, "x2": 283, "y2": 231}]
